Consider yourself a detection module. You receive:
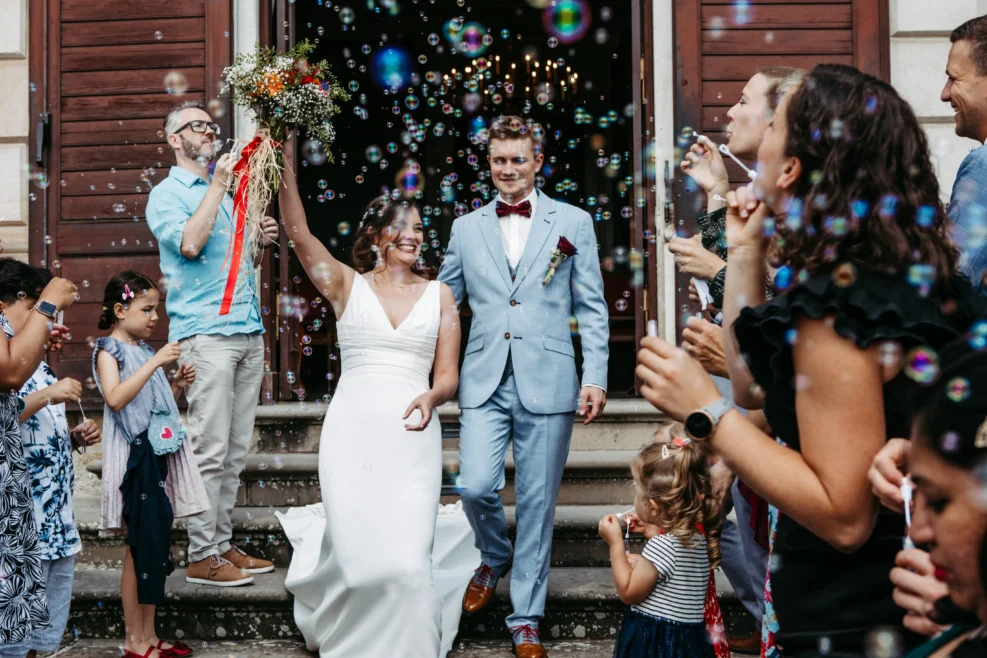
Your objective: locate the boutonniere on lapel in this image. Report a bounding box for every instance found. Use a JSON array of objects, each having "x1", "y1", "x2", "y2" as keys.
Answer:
[{"x1": 543, "y1": 236, "x2": 577, "y2": 285}]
